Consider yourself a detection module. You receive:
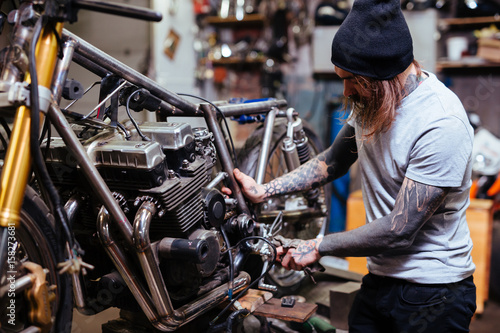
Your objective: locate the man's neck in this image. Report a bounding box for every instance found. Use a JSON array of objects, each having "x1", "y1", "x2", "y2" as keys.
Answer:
[{"x1": 401, "y1": 63, "x2": 426, "y2": 97}]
